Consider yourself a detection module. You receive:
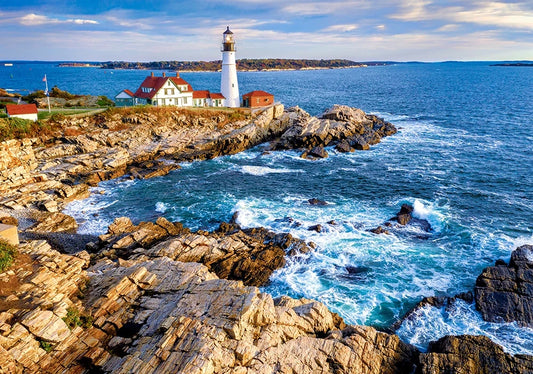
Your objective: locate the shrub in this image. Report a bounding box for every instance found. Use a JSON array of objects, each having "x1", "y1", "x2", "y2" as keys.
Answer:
[
  {"x1": 0, "y1": 240, "x2": 17, "y2": 272},
  {"x1": 39, "y1": 340, "x2": 54, "y2": 353},
  {"x1": 50, "y1": 86, "x2": 78, "y2": 100},
  {"x1": 63, "y1": 307, "x2": 93, "y2": 329},
  {"x1": 22, "y1": 90, "x2": 46, "y2": 103},
  {"x1": 97, "y1": 96, "x2": 115, "y2": 107}
]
